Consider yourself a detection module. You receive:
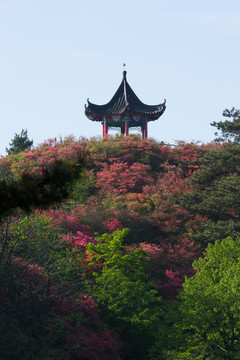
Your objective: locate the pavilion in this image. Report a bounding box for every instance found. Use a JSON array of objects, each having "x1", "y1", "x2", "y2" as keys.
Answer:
[{"x1": 85, "y1": 71, "x2": 166, "y2": 139}]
